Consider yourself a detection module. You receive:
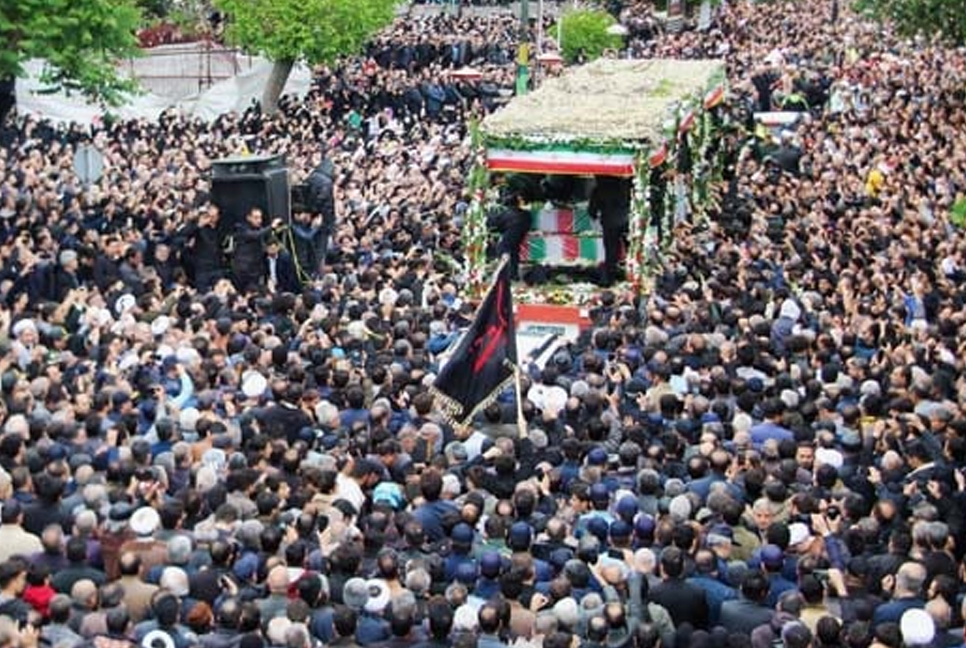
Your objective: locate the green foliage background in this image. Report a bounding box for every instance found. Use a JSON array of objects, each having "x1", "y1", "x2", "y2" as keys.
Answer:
[
  {"x1": 854, "y1": 0, "x2": 966, "y2": 45},
  {"x1": 215, "y1": 0, "x2": 399, "y2": 65},
  {"x1": 554, "y1": 9, "x2": 624, "y2": 65},
  {"x1": 0, "y1": 0, "x2": 141, "y2": 105}
]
